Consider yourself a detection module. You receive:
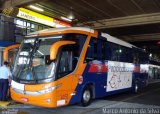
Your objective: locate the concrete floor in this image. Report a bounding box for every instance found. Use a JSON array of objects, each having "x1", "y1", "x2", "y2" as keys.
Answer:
[{"x1": 1, "y1": 82, "x2": 160, "y2": 114}]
